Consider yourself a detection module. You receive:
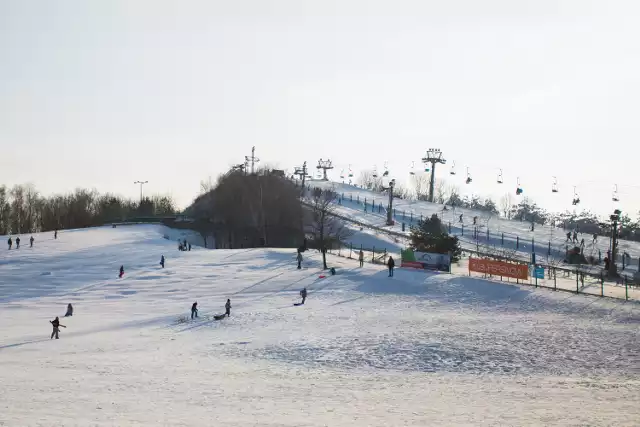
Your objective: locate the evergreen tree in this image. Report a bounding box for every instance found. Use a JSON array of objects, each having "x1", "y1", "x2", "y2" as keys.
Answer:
[{"x1": 409, "y1": 214, "x2": 461, "y2": 261}]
